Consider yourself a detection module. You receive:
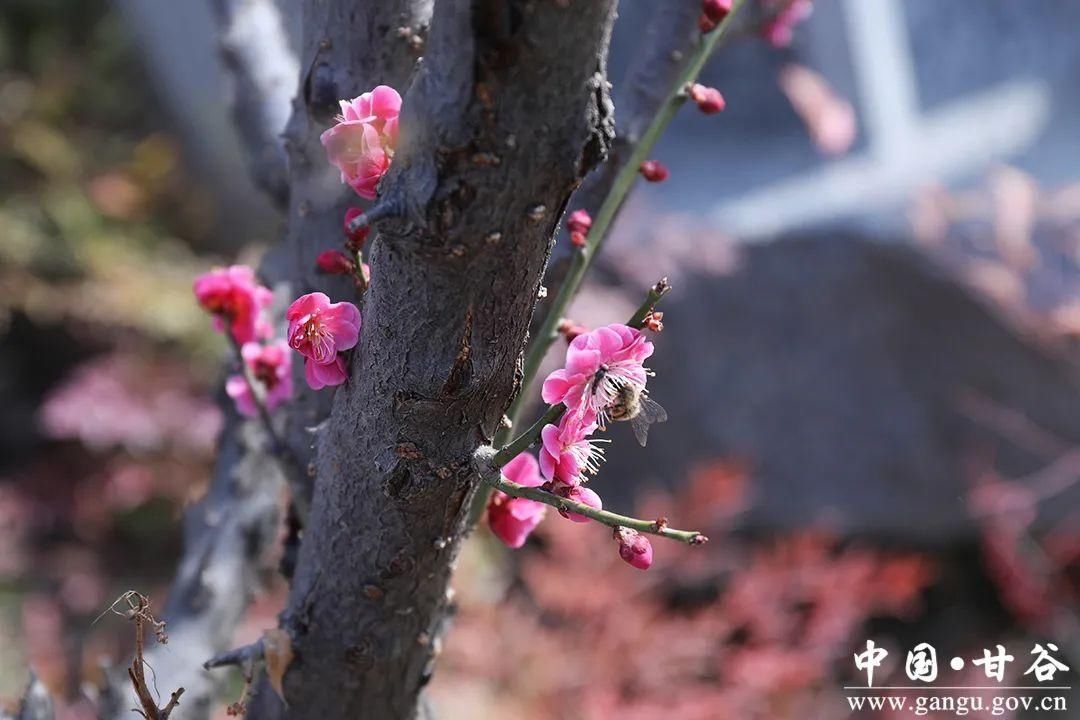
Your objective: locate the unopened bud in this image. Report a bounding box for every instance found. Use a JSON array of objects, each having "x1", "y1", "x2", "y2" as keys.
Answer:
[
  {"x1": 639, "y1": 160, "x2": 669, "y2": 183},
  {"x1": 570, "y1": 230, "x2": 587, "y2": 247},
  {"x1": 566, "y1": 209, "x2": 592, "y2": 235},
  {"x1": 554, "y1": 483, "x2": 602, "y2": 523},
  {"x1": 344, "y1": 207, "x2": 370, "y2": 251},
  {"x1": 698, "y1": 13, "x2": 718, "y2": 33},
  {"x1": 614, "y1": 527, "x2": 653, "y2": 570},
  {"x1": 316, "y1": 250, "x2": 355, "y2": 275},
  {"x1": 701, "y1": 0, "x2": 732, "y2": 23},
  {"x1": 644, "y1": 311, "x2": 664, "y2": 333},
  {"x1": 689, "y1": 83, "x2": 726, "y2": 114},
  {"x1": 557, "y1": 318, "x2": 588, "y2": 342}
]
